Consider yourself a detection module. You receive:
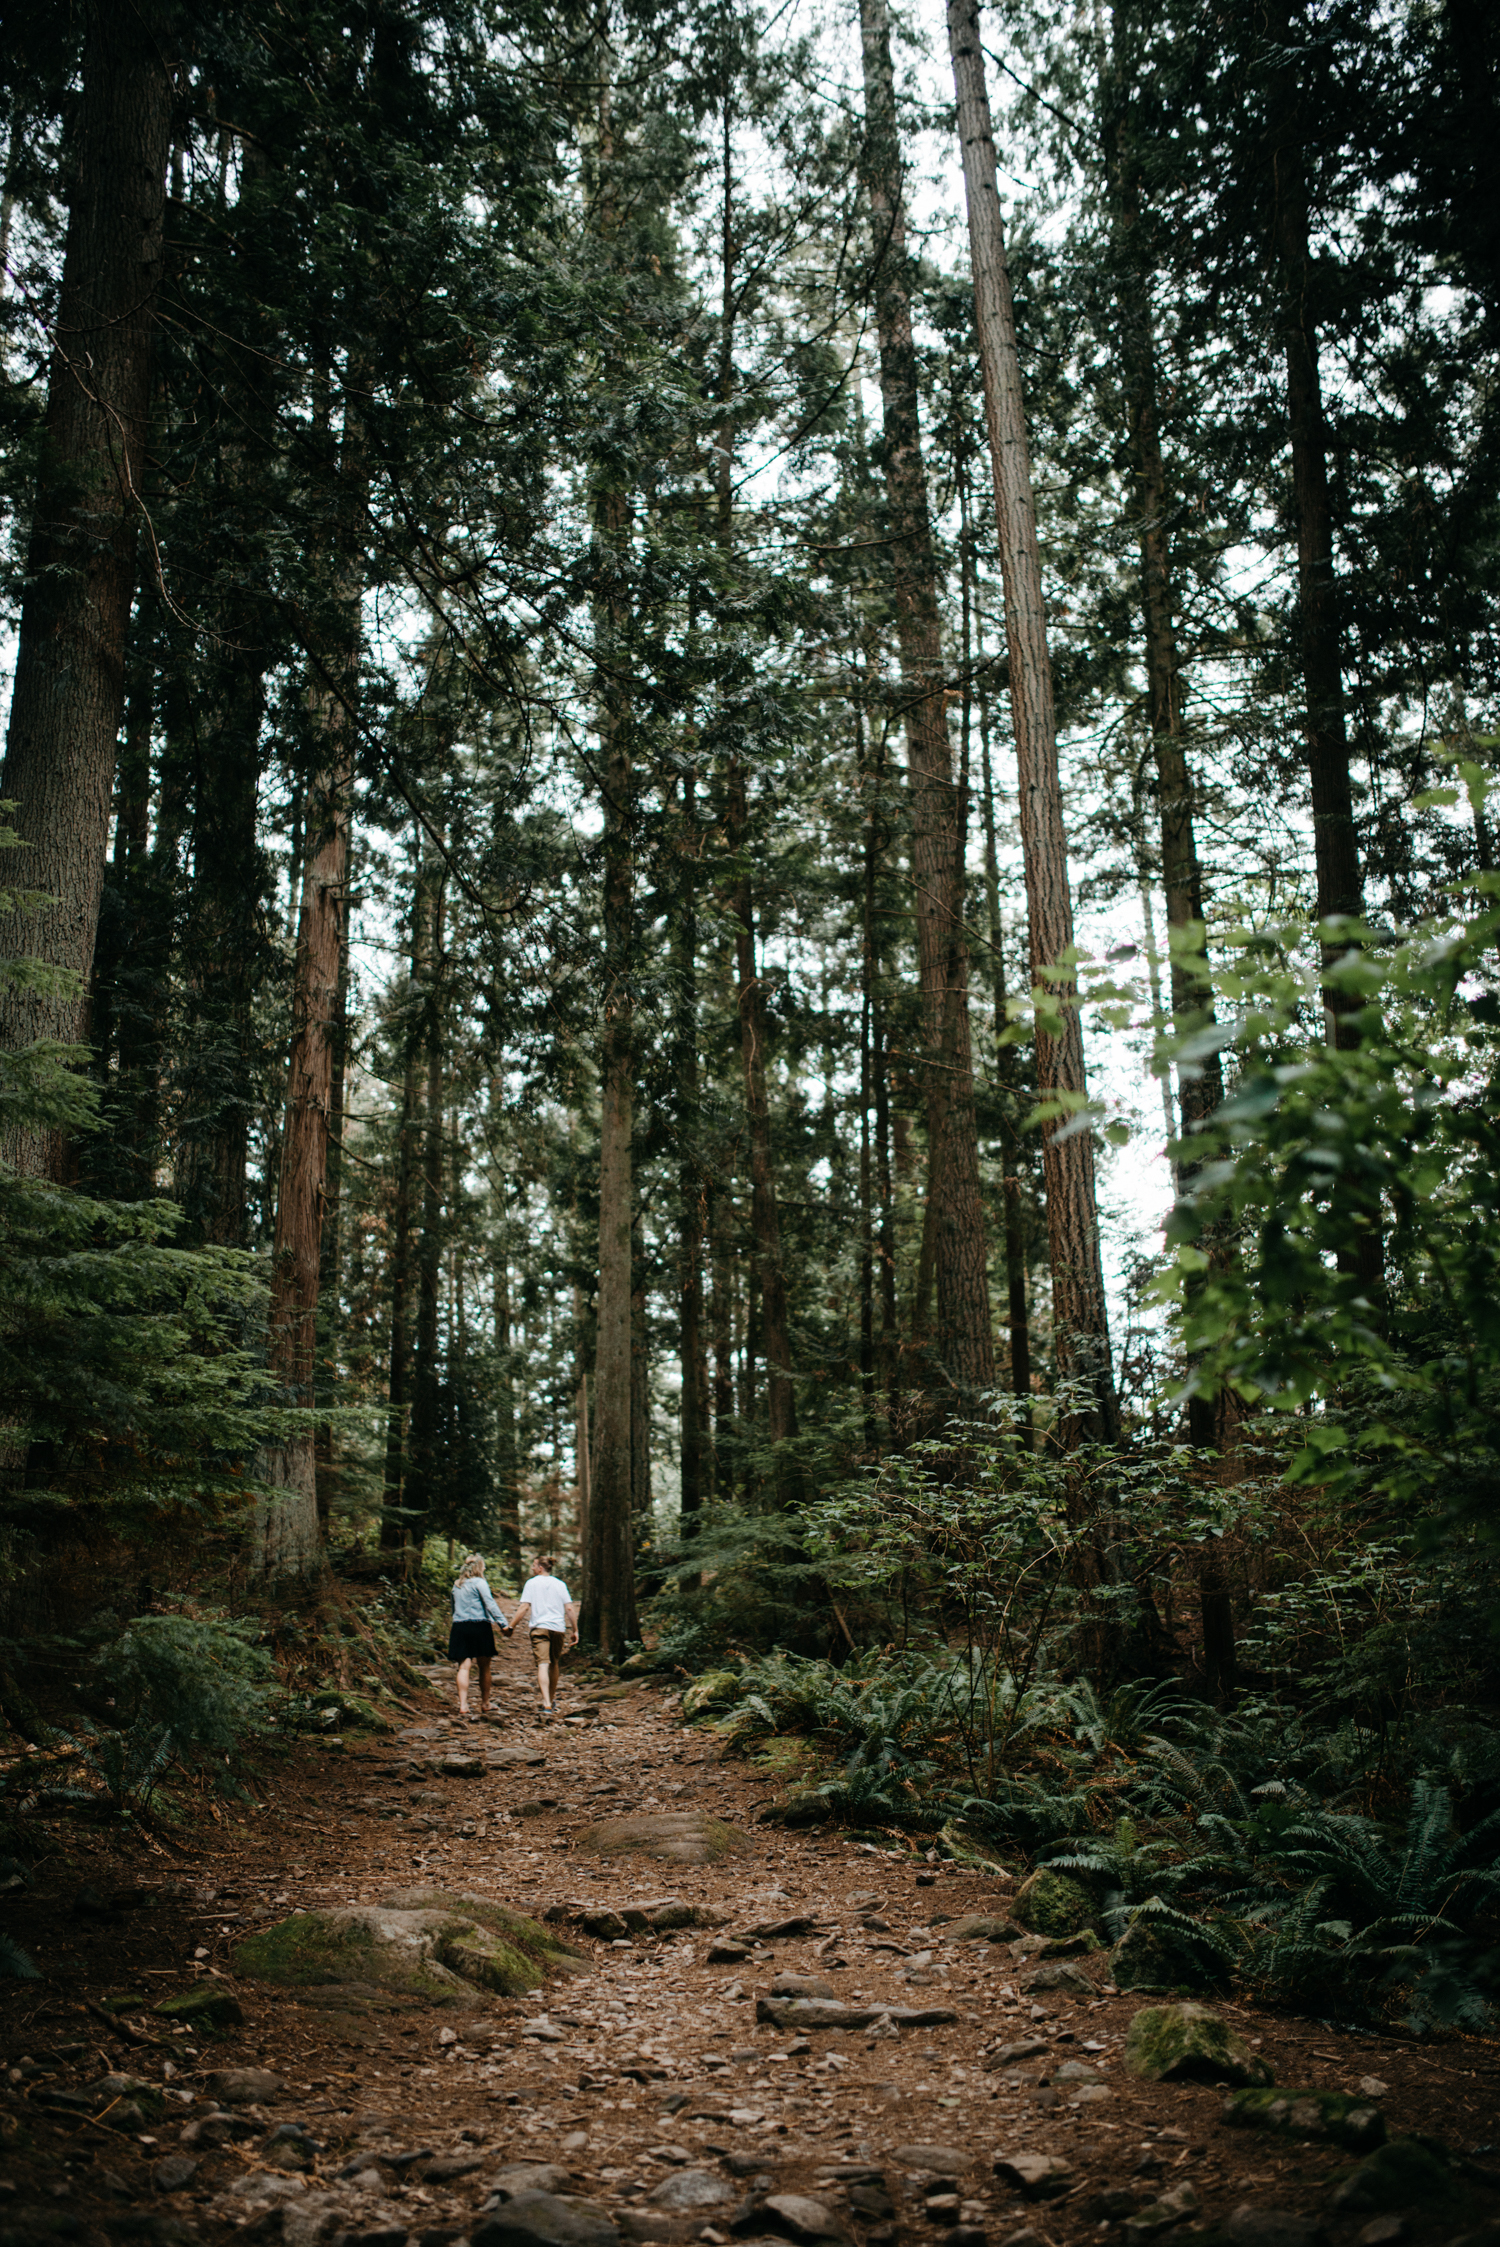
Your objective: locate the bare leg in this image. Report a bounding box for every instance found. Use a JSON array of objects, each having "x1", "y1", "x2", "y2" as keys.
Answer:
[
  {"x1": 535, "y1": 1651, "x2": 552, "y2": 1710},
  {"x1": 478, "y1": 1655, "x2": 493, "y2": 1715},
  {"x1": 456, "y1": 1658, "x2": 472, "y2": 1716},
  {"x1": 548, "y1": 1652, "x2": 560, "y2": 1707}
]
